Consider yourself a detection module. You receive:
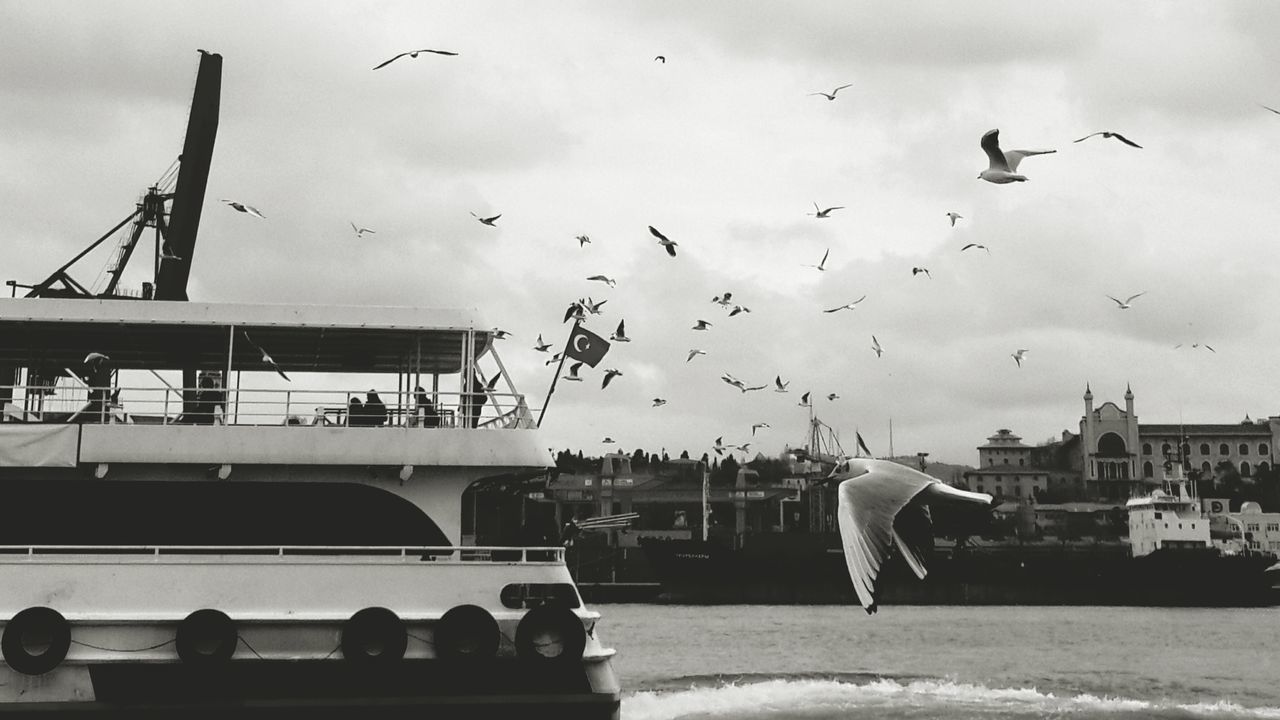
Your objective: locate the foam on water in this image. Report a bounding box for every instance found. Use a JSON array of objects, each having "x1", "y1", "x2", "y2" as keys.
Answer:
[{"x1": 622, "y1": 678, "x2": 1280, "y2": 720}]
